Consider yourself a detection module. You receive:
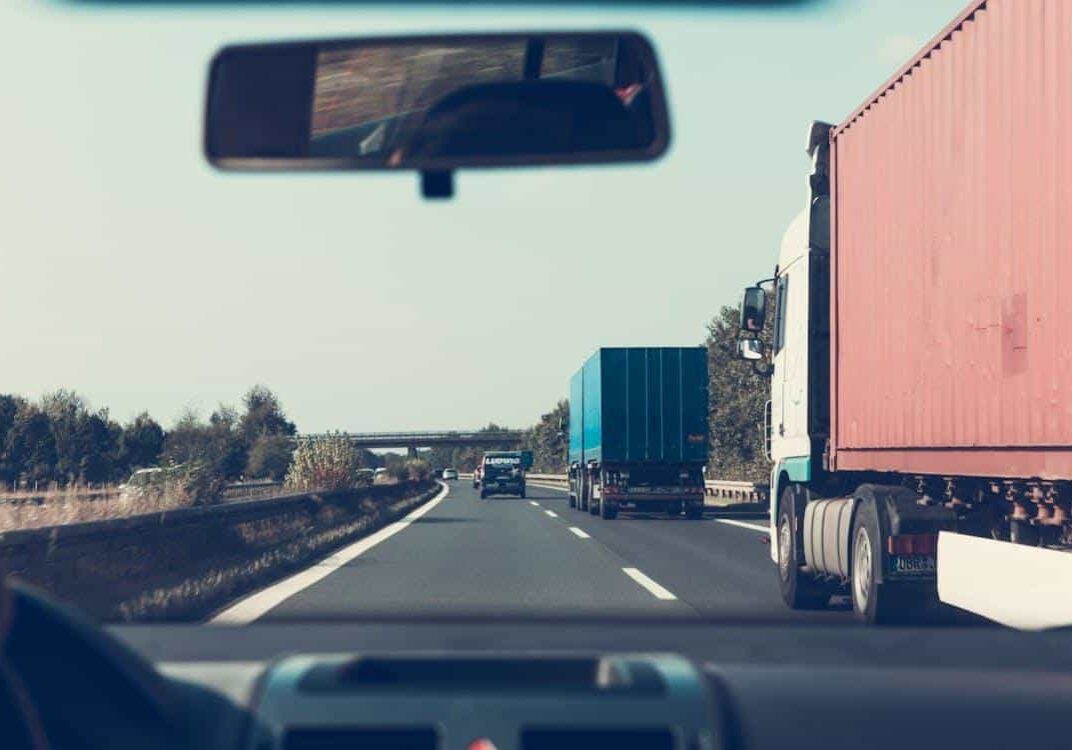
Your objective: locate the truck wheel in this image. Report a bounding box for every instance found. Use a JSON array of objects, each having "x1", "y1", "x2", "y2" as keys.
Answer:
[
  {"x1": 519, "y1": 487, "x2": 526, "y2": 499},
  {"x1": 684, "y1": 506, "x2": 703, "y2": 520},
  {"x1": 569, "y1": 494, "x2": 577, "y2": 509},
  {"x1": 666, "y1": 501, "x2": 683, "y2": 516},
  {"x1": 589, "y1": 496, "x2": 600, "y2": 515},
  {"x1": 850, "y1": 500, "x2": 902, "y2": 624},
  {"x1": 600, "y1": 498, "x2": 618, "y2": 519},
  {"x1": 480, "y1": 489, "x2": 487, "y2": 500},
  {"x1": 776, "y1": 488, "x2": 831, "y2": 610},
  {"x1": 1010, "y1": 519, "x2": 1039, "y2": 546}
]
